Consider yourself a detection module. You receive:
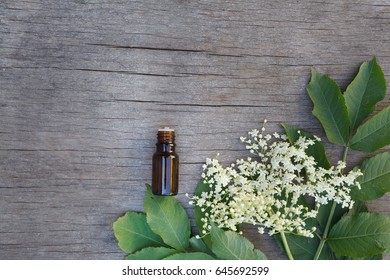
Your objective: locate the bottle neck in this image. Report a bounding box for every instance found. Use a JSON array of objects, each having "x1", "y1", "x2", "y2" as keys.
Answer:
[
  {"x1": 156, "y1": 128, "x2": 175, "y2": 152},
  {"x1": 156, "y1": 143, "x2": 175, "y2": 152}
]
